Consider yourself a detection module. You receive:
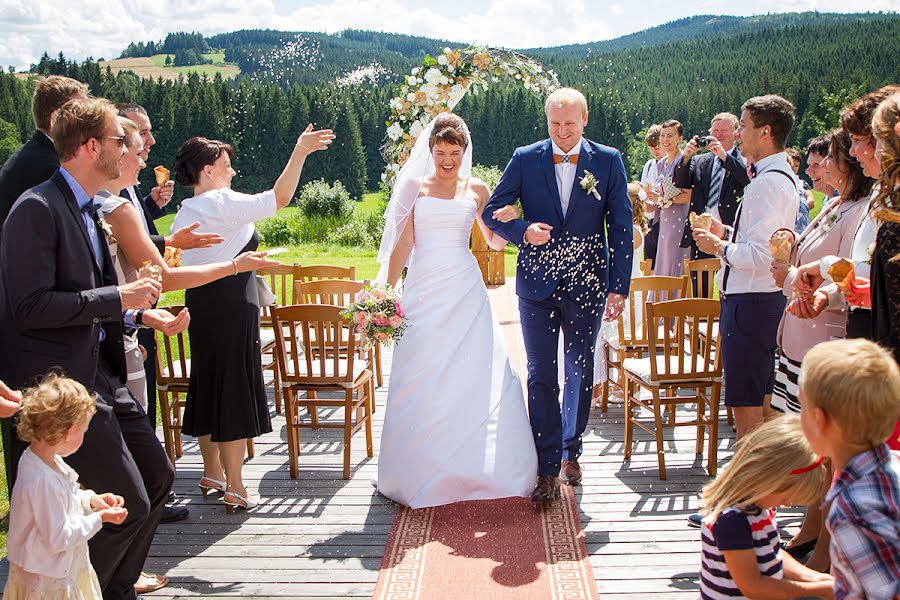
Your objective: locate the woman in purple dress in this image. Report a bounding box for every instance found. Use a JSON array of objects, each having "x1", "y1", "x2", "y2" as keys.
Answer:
[{"x1": 647, "y1": 119, "x2": 692, "y2": 277}]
